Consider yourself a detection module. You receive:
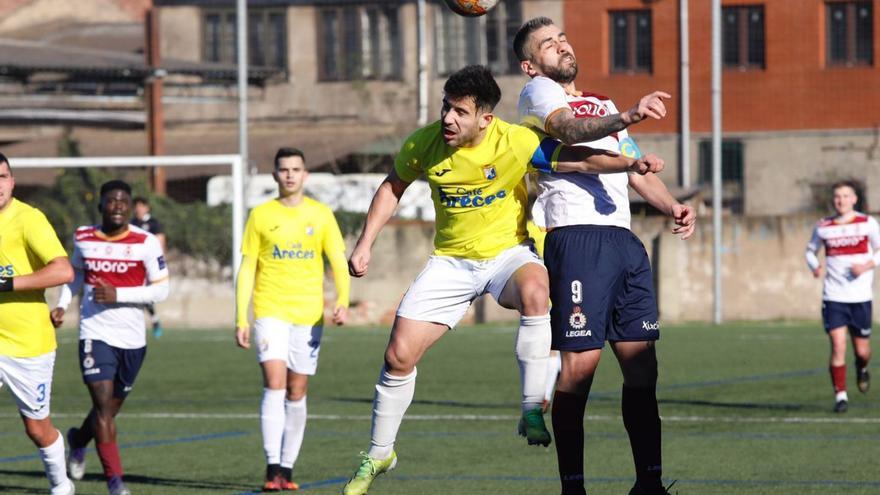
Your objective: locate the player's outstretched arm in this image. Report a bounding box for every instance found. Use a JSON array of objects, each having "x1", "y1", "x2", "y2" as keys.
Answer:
[
  {"x1": 630, "y1": 173, "x2": 696, "y2": 240},
  {"x1": 545, "y1": 91, "x2": 670, "y2": 145},
  {"x1": 555, "y1": 146, "x2": 664, "y2": 175},
  {"x1": 234, "y1": 254, "x2": 257, "y2": 348},
  {"x1": 349, "y1": 169, "x2": 411, "y2": 278},
  {"x1": 0, "y1": 256, "x2": 73, "y2": 293}
]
